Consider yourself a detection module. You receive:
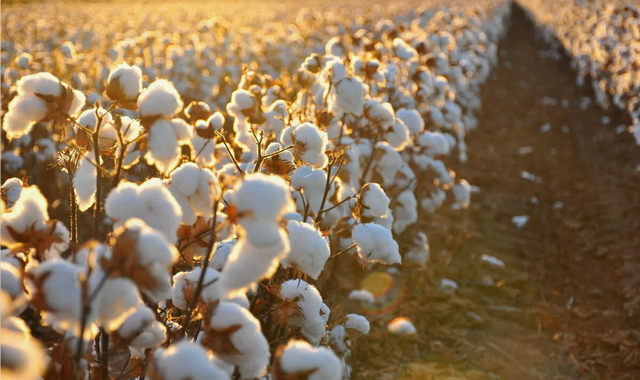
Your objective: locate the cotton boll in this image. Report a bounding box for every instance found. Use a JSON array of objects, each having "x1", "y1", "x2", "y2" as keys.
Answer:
[
  {"x1": 192, "y1": 128, "x2": 216, "y2": 168},
  {"x1": 112, "y1": 218, "x2": 179, "y2": 302},
  {"x1": 291, "y1": 123, "x2": 329, "y2": 169},
  {"x1": 372, "y1": 142, "x2": 403, "y2": 187},
  {"x1": 0, "y1": 328, "x2": 45, "y2": 380},
  {"x1": 352, "y1": 223, "x2": 400, "y2": 265},
  {"x1": 117, "y1": 304, "x2": 166, "y2": 357},
  {"x1": 171, "y1": 267, "x2": 244, "y2": 310},
  {"x1": 329, "y1": 77, "x2": 366, "y2": 117},
  {"x1": 106, "y1": 63, "x2": 142, "y2": 104},
  {"x1": 91, "y1": 274, "x2": 141, "y2": 332},
  {"x1": 1, "y1": 186, "x2": 49, "y2": 248},
  {"x1": 1, "y1": 178, "x2": 23, "y2": 208},
  {"x1": 146, "y1": 118, "x2": 193, "y2": 174},
  {"x1": 203, "y1": 301, "x2": 269, "y2": 379},
  {"x1": 25, "y1": 260, "x2": 87, "y2": 335},
  {"x1": 168, "y1": 163, "x2": 218, "y2": 224},
  {"x1": 387, "y1": 317, "x2": 416, "y2": 335},
  {"x1": 219, "y1": 225, "x2": 288, "y2": 297},
  {"x1": 345, "y1": 314, "x2": 370, "y2": 335},
  {"x1": 73, "y1": 150, "x2": 98, "y2": 212},
  {"x1": 396, "y1": 108, "x2": 424, "y2": 137},
  {"x1": 385, "y1": 120, "x2": 411, "y2": 151},
  {"x1": 207, "y1": 112, "x2": 226, "y2": 131},
  {"x1": 137, "y1": 79, "x2": 183, "y2": 119},
  {"x1": 150, "y1": 341, "x2": 229, "y2": 380},
  {"x1": 393, "y1": 38, "x2": 418, "y2": 61},
  {"x1": 280, "y1": 280, "x2": 329, "y2": 345},
  {"x1": 420, "y1": 188, "x2": 446, "y2": 214},
  {"x1": 453, "y1": 179, "x2": 471, "y2": 209},
  {"x1": 1, "y1": 151, "x2": 24, "y2": 174},
  {"x1": 360, "y1": 183, "x2": 390, "y2": 218},
  {"x1": 275, "y1": 340, "x2": 342, "y2": 380},
  {"x1": 1, "y1": 262, "x2": 25, "y2": 305},
  {"x1": 3, "y1": 73, "x2": 84, "y2": 140},
  {"x1": 392, "y1": 190, "x2": 418, "y2": 234},
  {"x1": 290, "y1": 165, "x2": 328, "y2": 216},
  {"x1": 209, "y1": 238, "x2": 237, "y2": 271},
  {"x1": 364, "y1": 99, "x2": 395, "y2": 127},
  {"x1": 105, "y1": 178, "x2": 182, "y2": 243},
  {"x1": 281, "y1": 220, "x2": 330, "y2": 279},
  {"x1": 348, "y1": 289, "x2": 374, "y2": 304},
  {"x1": 417, "y1": 131, "x2": 450, "y2": 157},
  {"x1": 404, "y1": 235, "x2": 427, "y2": 269},
  {"x1": 233, "y1": 173, "x2": 295, "y2": 226}
]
